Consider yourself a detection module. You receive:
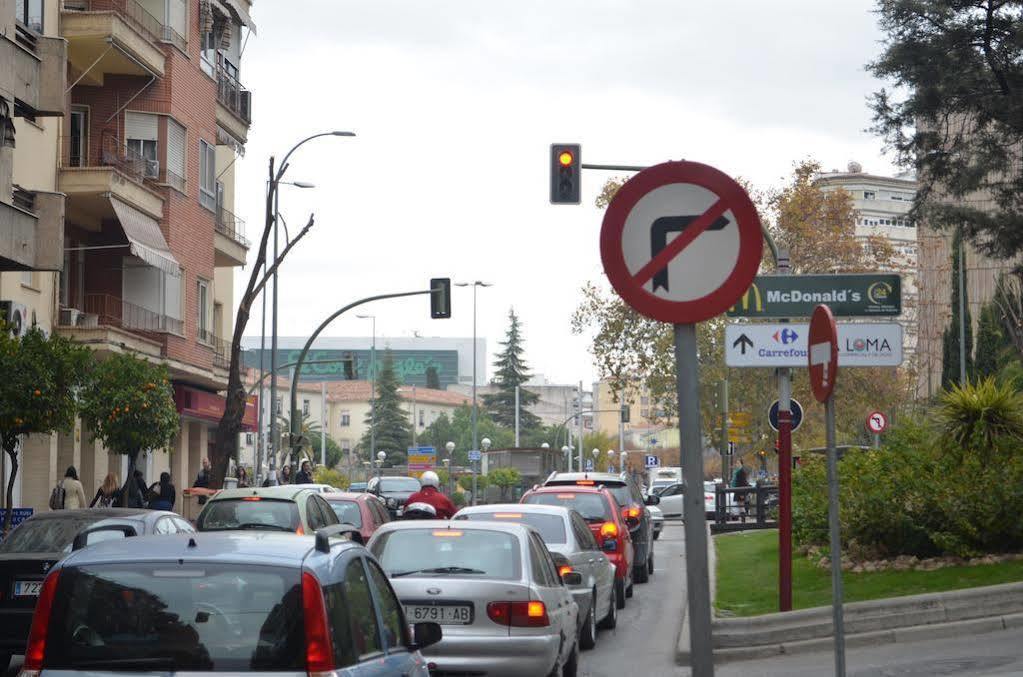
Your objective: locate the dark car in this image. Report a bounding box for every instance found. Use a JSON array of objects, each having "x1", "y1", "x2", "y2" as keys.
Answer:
[
  {"x1": 366, "y1": 476, "x2": 421, "y2": 518},
  {"x1": 322, "y1": 492, "x2": 392, "y2": 544},
  {"x1": 542, "y1": 472, "x2": 659, "y2": 585},
  {"x1": 0, "y1": 508, "x2": 193, "y2": 671}
]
